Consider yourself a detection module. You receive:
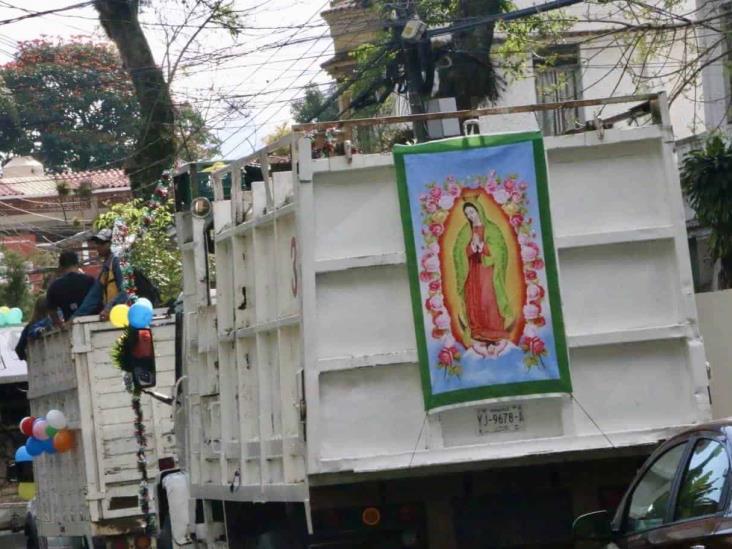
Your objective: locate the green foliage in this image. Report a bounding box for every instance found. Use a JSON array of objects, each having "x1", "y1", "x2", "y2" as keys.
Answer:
[
  {"x1": 495, "y1": 8, "x2": 576, "y2": 81},
  {"x1": 681, "y1": 133, "x2": 732, "y2": 288},
  {"x1": 0, "y1": 248, "x2": 33, "y2": 318},
  {"x1": 177, "y1": 103, "x2": 223, "y2": 161},
  {"x1": 291, "y1": 84, "x2": 340, "y2": 123},
  {"x1": 94, "y1": 200, "x2": 181, "y2": 304},
  {"x1": 0, "y1": 38, "x2": 219, "y2": 173}
]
